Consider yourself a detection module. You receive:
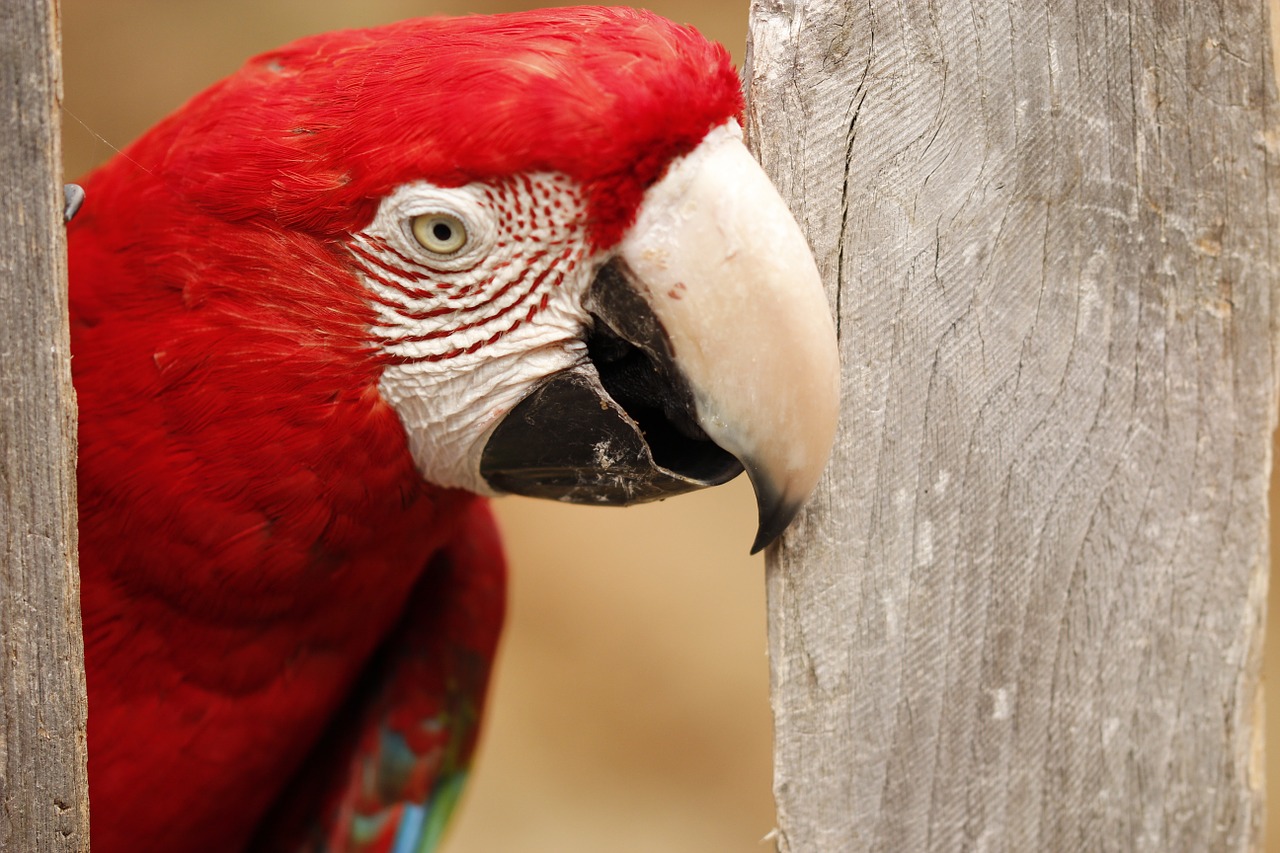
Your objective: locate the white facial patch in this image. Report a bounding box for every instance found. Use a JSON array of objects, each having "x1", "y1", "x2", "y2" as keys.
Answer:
[{"x1": 352, "y1": 174, "x2": 597, "y2": 493}]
